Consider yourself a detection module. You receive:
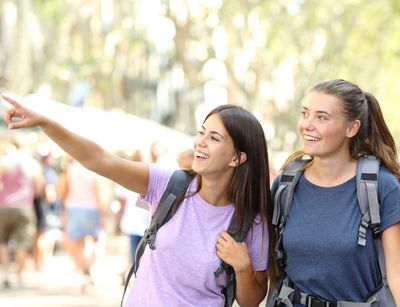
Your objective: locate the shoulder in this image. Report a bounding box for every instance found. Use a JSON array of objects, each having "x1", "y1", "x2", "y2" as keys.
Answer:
[
  {"x1": 378, "y1": 165, "x2": 400, "y2": 194},
  {"x1": 142, "y1": 164, "x2": 182, "y2": 208},
  {"x1": 377, "y1": 166, "x2": 400, "y2": 231},
  {"x1": 146, "y1": 163, "x2": 179, "y2": 194}
]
